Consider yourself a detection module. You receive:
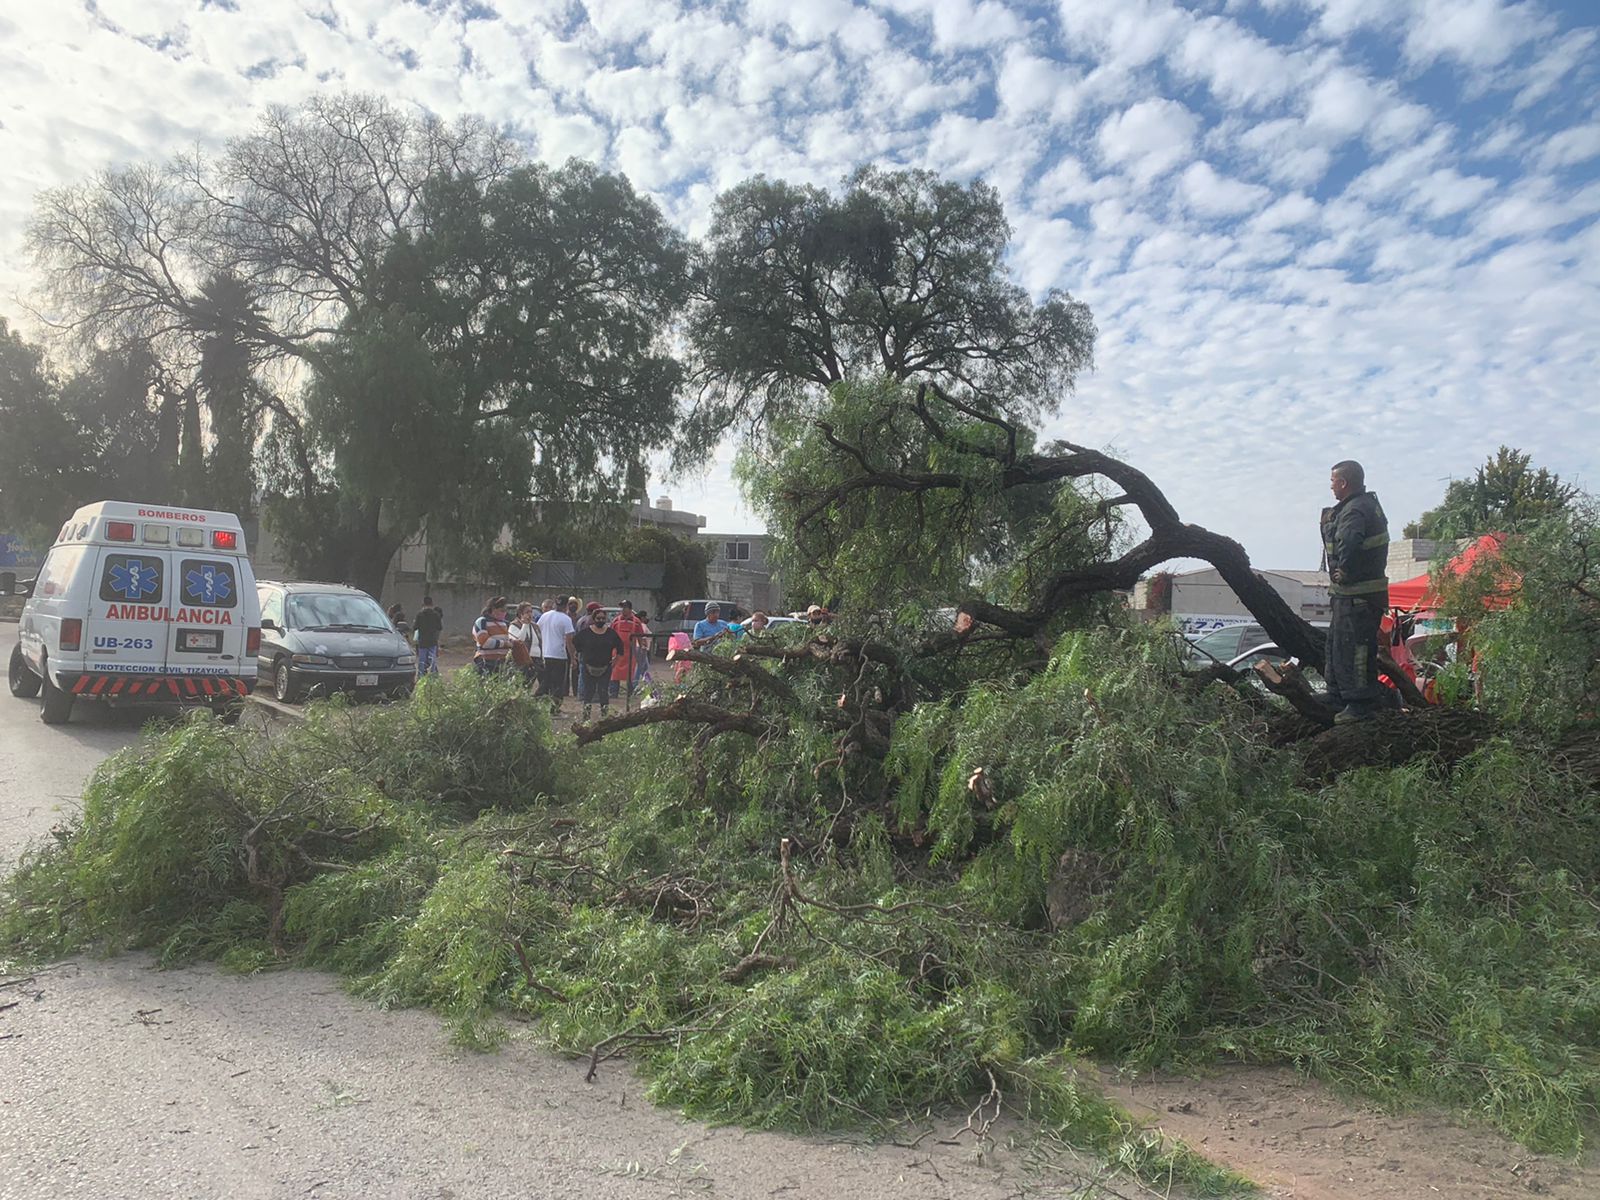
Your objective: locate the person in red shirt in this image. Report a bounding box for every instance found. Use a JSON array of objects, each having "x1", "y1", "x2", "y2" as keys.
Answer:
[{"x1": 609, "y1": 600, "x2": 647, "y2": 702}]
